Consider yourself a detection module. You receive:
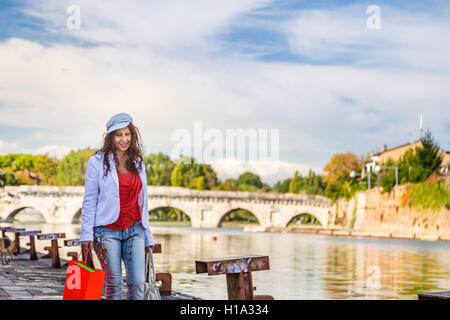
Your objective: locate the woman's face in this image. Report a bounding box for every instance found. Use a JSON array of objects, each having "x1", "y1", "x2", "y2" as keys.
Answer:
[{"x1": 113, "y1": 126, "x2": 131, "y2": 152}]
